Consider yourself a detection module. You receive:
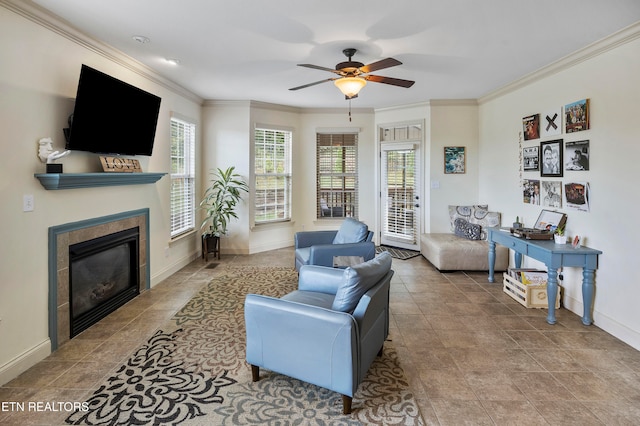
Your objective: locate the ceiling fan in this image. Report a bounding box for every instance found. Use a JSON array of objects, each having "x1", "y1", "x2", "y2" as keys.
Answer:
[{"x1": 289, "y1": 48, "x2": 415, "y2": 99}]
